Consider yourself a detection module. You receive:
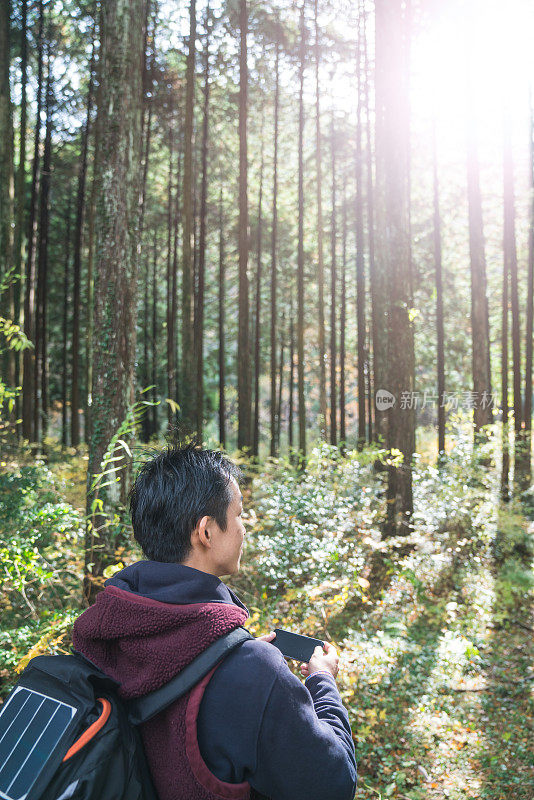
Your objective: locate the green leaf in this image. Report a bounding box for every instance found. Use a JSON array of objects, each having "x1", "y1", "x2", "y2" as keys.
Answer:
[
  {"x1": 103, "y1": 562, "x2": 124, "y2": 579},
  {"x1": 116, "y1": 439, "x2": 132, "y2": 458}
]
